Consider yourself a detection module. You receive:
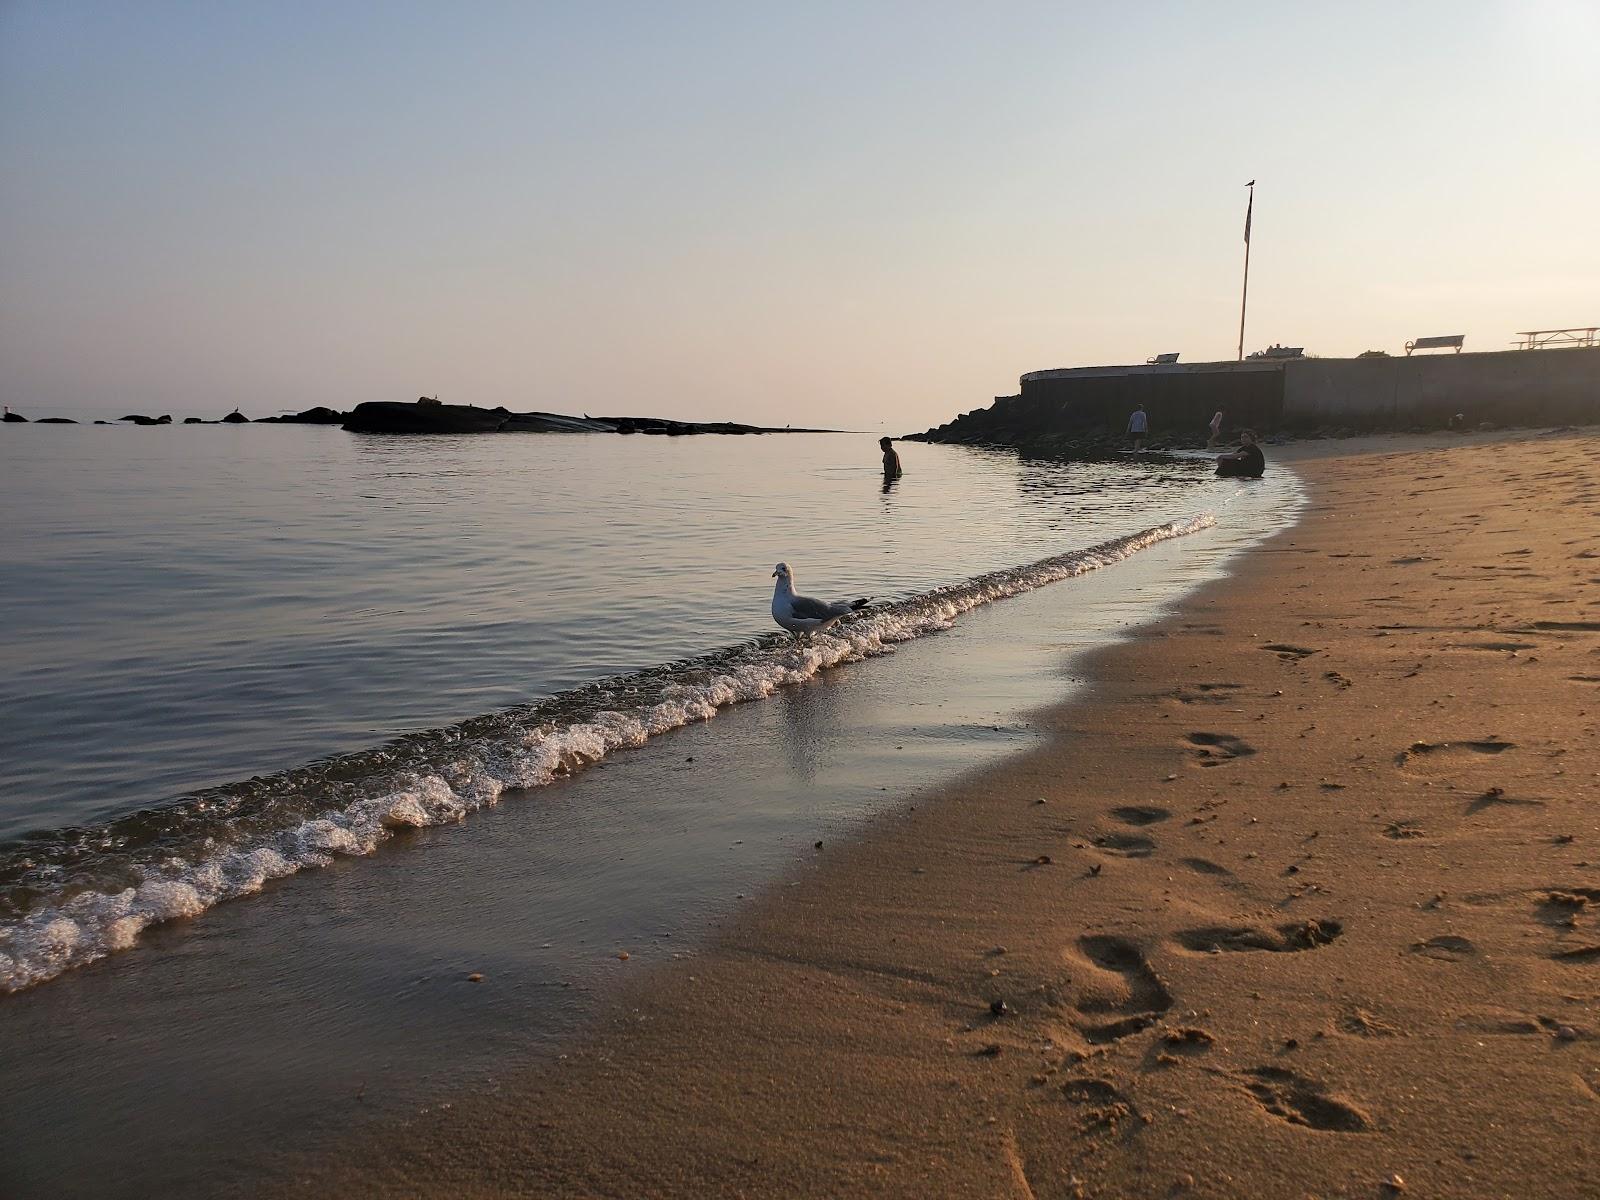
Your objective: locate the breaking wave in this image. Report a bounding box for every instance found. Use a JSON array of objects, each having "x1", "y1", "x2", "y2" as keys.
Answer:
[{"x1": 0, "y1": 513, "x2": 1215, "y2": 992}]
